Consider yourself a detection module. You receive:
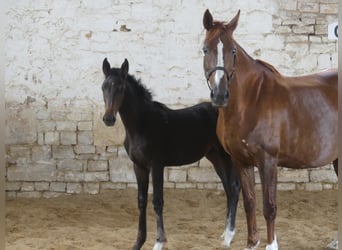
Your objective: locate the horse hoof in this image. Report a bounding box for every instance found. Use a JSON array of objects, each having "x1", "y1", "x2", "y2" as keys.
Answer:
[
  {"x1": 244, "y1": 240, "x2": 260, "y2": 250},
  {"x1": 265, "y1": 235, "x2": 278, "y2": 250},
  {"x1": 152, "y1": 242, "x2": 164, "y2": 250}
]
